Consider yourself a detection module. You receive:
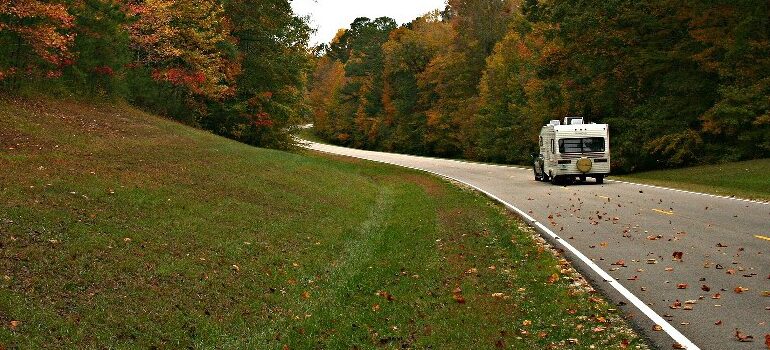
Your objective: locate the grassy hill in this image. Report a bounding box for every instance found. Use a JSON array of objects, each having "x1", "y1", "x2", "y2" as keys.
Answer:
[{"x1": 0, "y1": 97, "x2": 644, "y2": 349}]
